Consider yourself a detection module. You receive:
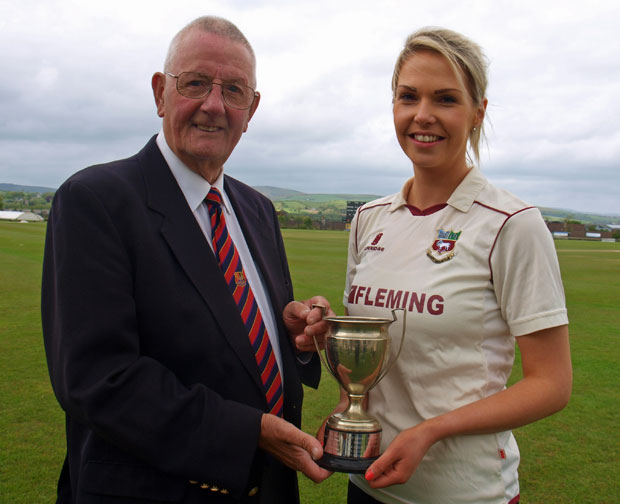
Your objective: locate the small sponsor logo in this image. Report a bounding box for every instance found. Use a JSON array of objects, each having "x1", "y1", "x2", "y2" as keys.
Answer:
[
  {"x1": 427, "y1": 229, "x2": 461, "y2": 263},
  {"x1": 365, "y1": 233, "x2": 385, "y2": 252}
]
